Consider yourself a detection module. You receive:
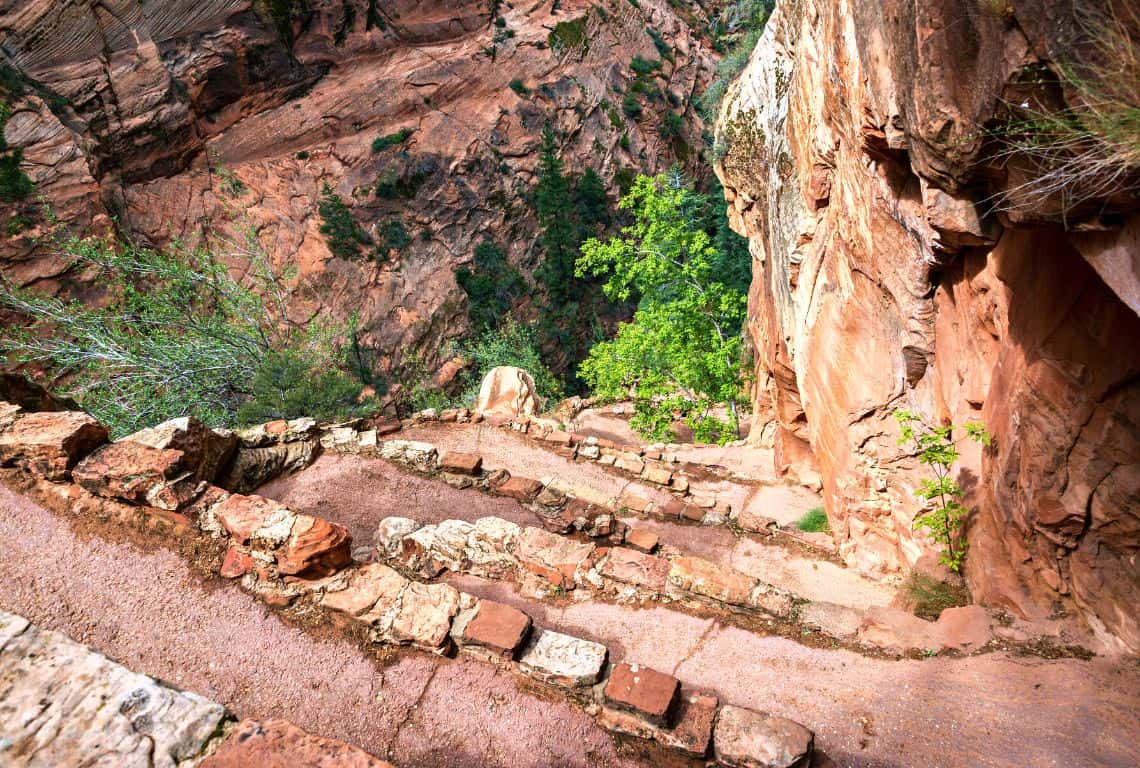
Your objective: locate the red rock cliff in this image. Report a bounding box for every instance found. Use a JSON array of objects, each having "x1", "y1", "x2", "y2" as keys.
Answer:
[
  {"x1": 714, "y1": 0, "x2": 1139, "y2": 653},
  {"x1": 0, "y1": 0, "x2": 714, "y2": 375}
]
